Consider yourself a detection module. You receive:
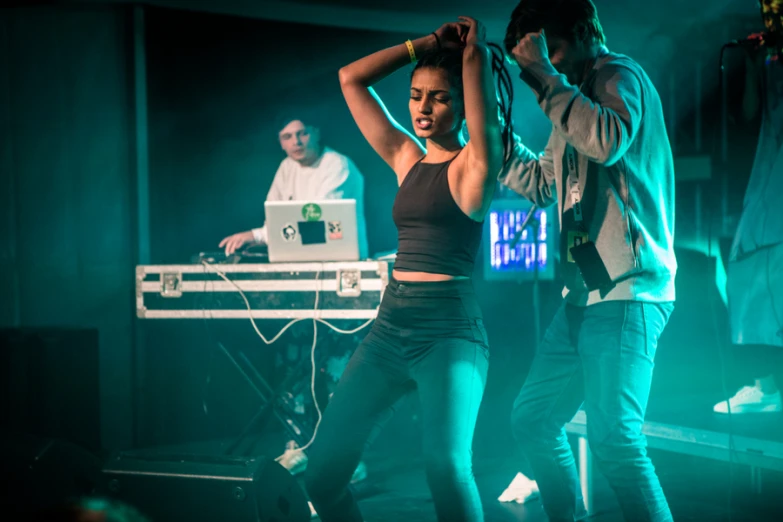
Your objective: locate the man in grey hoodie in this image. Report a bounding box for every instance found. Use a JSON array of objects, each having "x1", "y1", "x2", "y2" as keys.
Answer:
[{"x1": 500, "y1": 1, "x2": 677, "y2": 521}]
